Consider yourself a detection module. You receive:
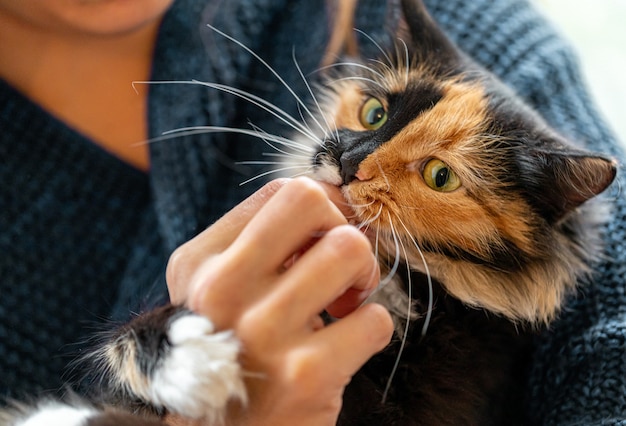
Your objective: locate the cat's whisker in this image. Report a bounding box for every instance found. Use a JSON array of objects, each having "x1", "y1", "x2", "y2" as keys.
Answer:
[
  {"x1": 328, "y1": 76, "x2": 386, "y2": 90},
  {"x1": 367, "y1": 58, "x2": 394, "y2": 76},
  {"x1": 238, "y1": 165, "x2": 312, "y2": 186},
  {"x1": 382, "y1": 212, "x2": 412, "y2": 404},
  {"x1": 377, "y1": 212, "x2": 402, "y2": 291},
  {"x1": 247, "y1": 123, "x2": 314, "y2": 159},
  {"x1": 350, "y1": 207, "x2": 381, "y2": 246},
  {"x1": 316, "y1": 61, "x2": 387, "y2": 82},
  {"x1": 354, "y1": 28, "x2": 394, "y2": 71},
  {"x1": 289, "y1": 170, "x2": 316, "y2": 179},
  {"x1": 334, "y1": 198, "x2": 362, "y2": 212},
  {"x1": 262, "y1": 152, "x2": 313, "y2": 161},
  {"x1": 194, "y1": 80, "x2": 319, "y2": 144},
  {"x1": 355, "y1": 203, "x2": 384, "y2": 232},
  {"x1": 375, "y1": 221, "x2": 381, "y2": 268},
  {"x1": 154, "y1": 126, "x2": 314, "y2": 156},
  {"x1": 359, "y1": 210, "x2": 384, "y2": 255},
  {"x1": 237, "y1": 160, "x2": 311, "y2": 167},
  {"x1": 325, "y1": 109, "x2": 341, "y2": 147},
  {"x1": 293, "y1": 49, "x2": 341, "y2": 144},
  {"x1": 376, "y1": 159, "x2": 392, "y2": 193},
  {"x1": 346, "y1": 199, "x2": 377, "y2": 210},
  {"x1": 397, "y1": 216, "x2": 433, "y2": 339},
  {"x1": 295, "y1": 102, "x2": 323, "y2": 146},
  {"x1": 238, "y1": 158, "x2": 313, "y2": 179},
  {"x1": 342, "y1": 211, "x2": 362, "y2": 223},
  {"x1": 206, "y1": 24, "x2": 328, "y2": 139},
  {"x1": 258, "y1": 143, "x2": 303, "y2": 159},
  {"x1": 399, "y1": 38, "x2": 410, "y2": 87},
  {"x1": 133, "y1": 80, "x2": 319, "y2": 145}
]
